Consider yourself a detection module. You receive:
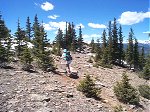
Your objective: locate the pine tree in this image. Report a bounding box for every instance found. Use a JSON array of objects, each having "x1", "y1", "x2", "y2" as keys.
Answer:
[
  {"x1": 15, "y1": 18, "x2": 26, "y2": 57},
  {"x1": 101, "y1": 29, "x2": 108, "y2": 64},
  {"x1": 101, "y1": 29, "x2": 107, "y2": 50},
  {"x1": 71, "y1": 22, "x2": 77, "y2": 52},
  {"x1": 107, "y1": 21, "x2": 113, "y2": 64},
  {"x1": 26, "y1": 16, "x2": 32, "y2": 41},
  {"x1": 114, "y1": 73, "x2": 139, "y2": 105},
  {"x1": 139, "y1": 47, "x2": 145, "y2": 70},
  {"x1": 112, "y1": 18, "x2": 119, "y2": 63},
  {"x1": 133, "y1": 38, "x2": 139, "y2": 70},
  {"x1": 95, "y1": 38, "x2": 101, "y2": 62},
  {"x1": 32, "y1": 14, "x2": 42, "y2": 57},
  {"x1": 77, "y1": 26, "x2": 84, "y2": 52},
  {"x1": 39, "y1": 24, "x2": 54, "y2": 71},
  {"x1": 0, "y1": 13, "x2": 12, "y2": 66},
  {"x1": 77, "y1": 74, "x2": 101, "y2": 99},
  {"x1": 125, "y1": 28, "x2": 134, "y2": 69},
  {"x1": 118, "y1": 25, "x2": 124, "y2": 65},
  {"x1": 90, "y1": 38, "x2": 96, "y2": 53},
  {"x1": 53, "y1": 28, "x2": 63, "y2": 55},
  {"x1": 20, "y1": 44, "x2": 33, "y2": 71}
]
